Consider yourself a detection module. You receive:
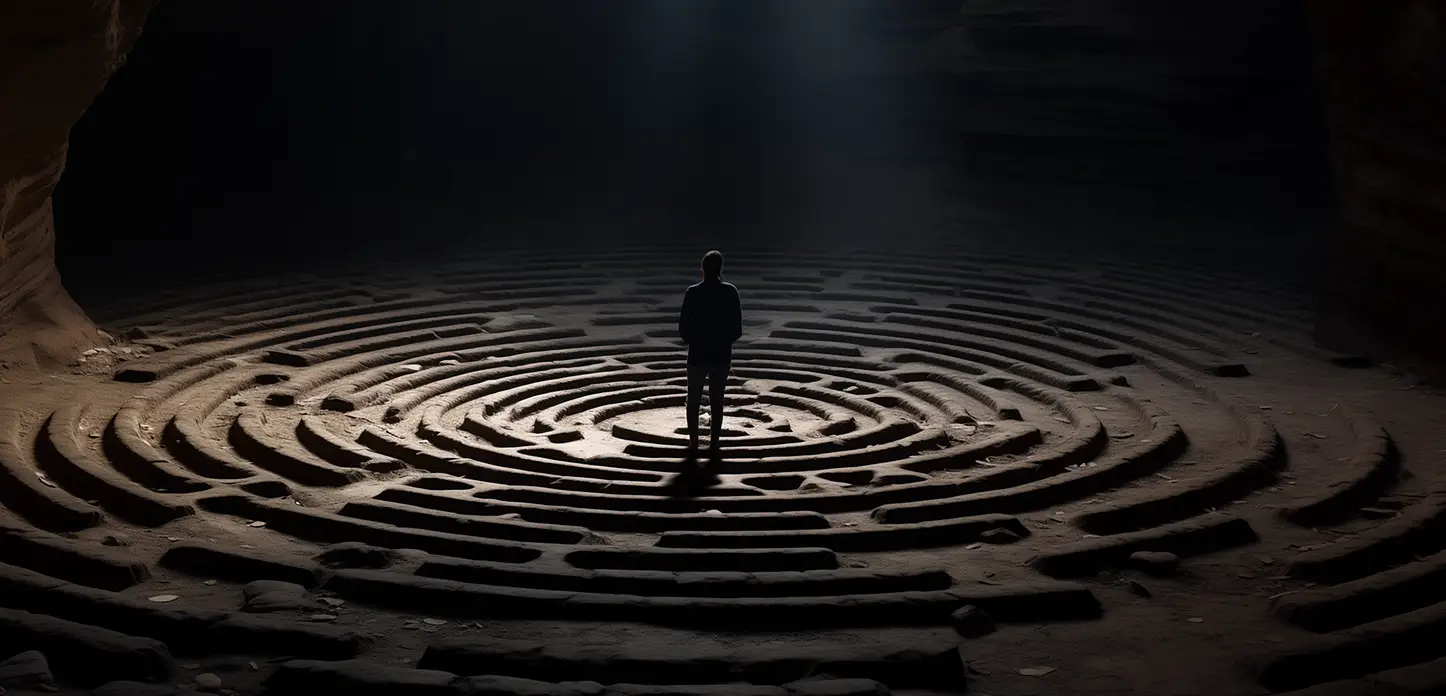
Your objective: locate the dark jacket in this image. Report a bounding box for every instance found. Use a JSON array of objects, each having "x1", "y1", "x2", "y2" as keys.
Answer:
[{"x1": 678, "y1": 279, "x2": 742, "y2": 366}]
